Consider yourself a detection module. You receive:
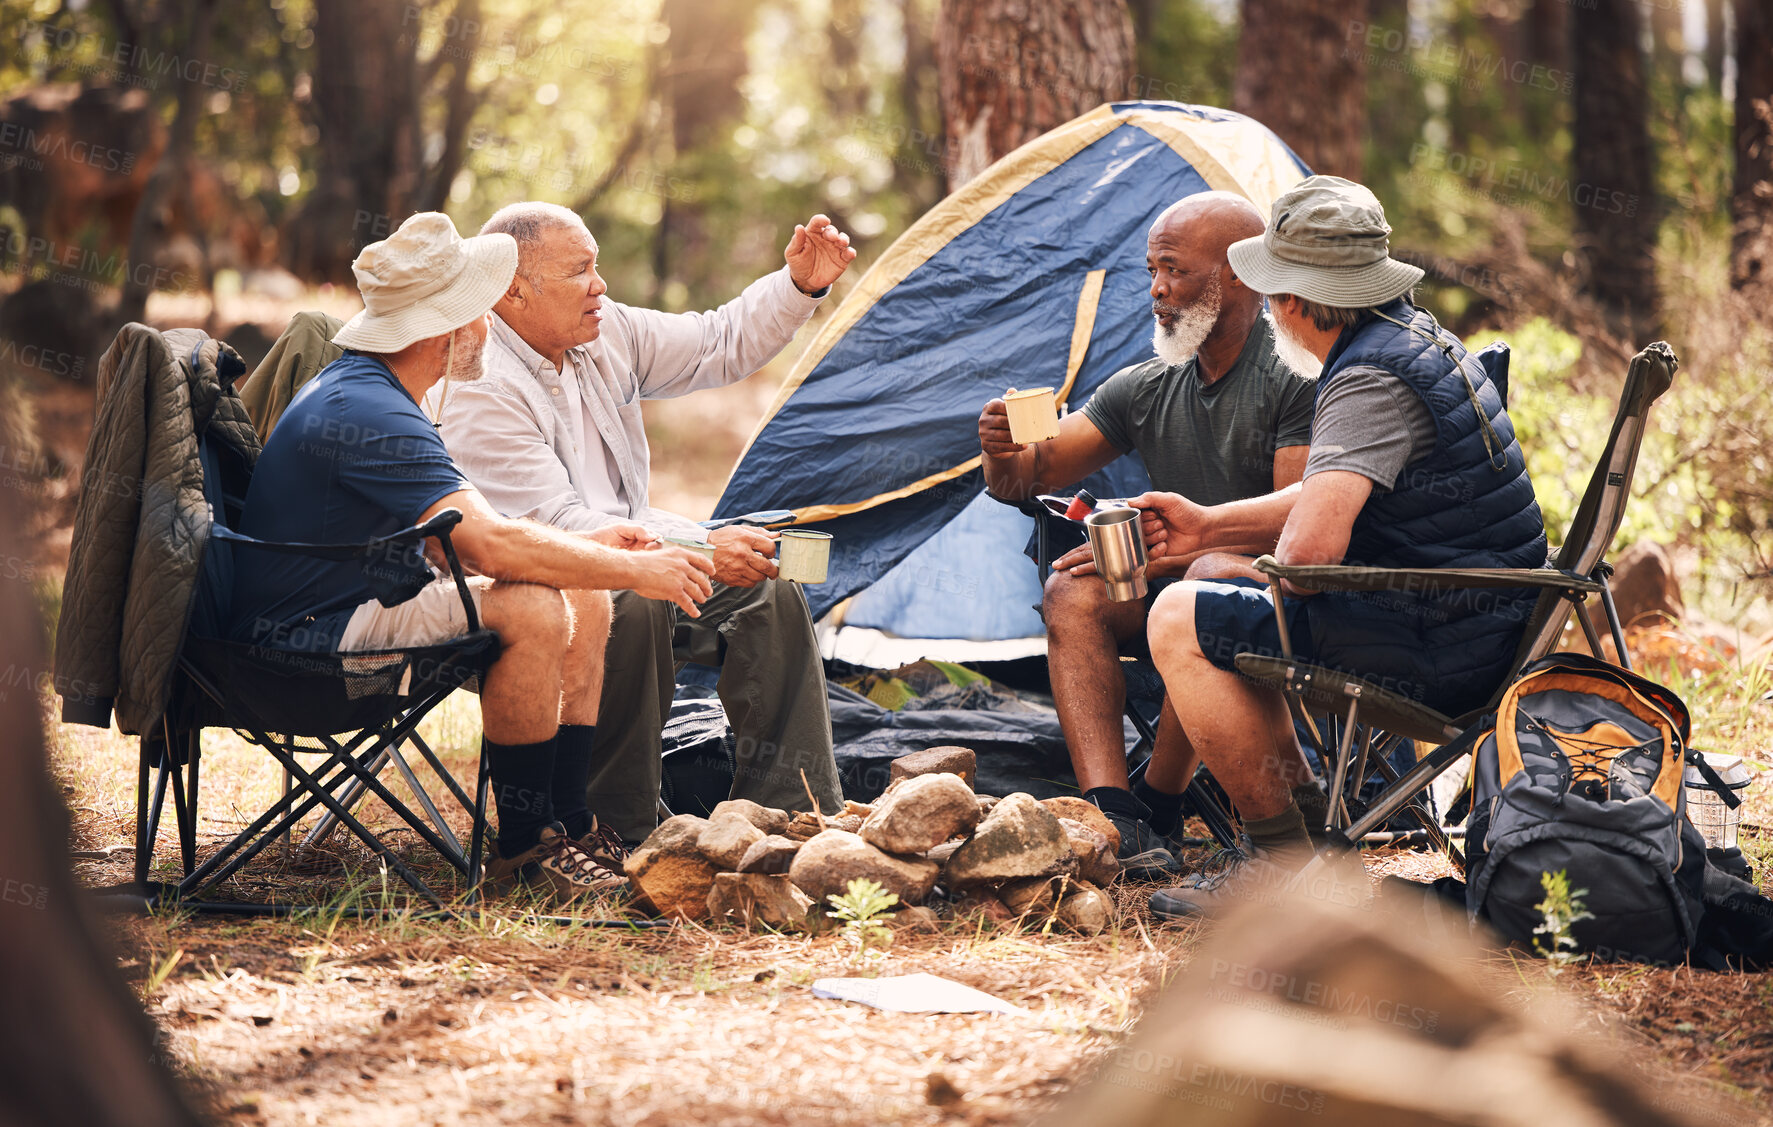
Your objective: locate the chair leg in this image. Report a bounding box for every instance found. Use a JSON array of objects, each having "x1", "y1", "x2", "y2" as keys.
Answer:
[
  {"x1": 467, "y1": 750, "x2": 491, "y2": 905},
  {"x1": 134, "y1": 735, "x2": 156, "y2": 886},
  {"x1": 1596, "y1": 574, "x2": 1633, "y2": 673},
  {"x1": 262, "y1": 740, "x2": 445, "y2": 907},
  {"x1": 1326, "y1": 697, "x2": 1362, "y2": 832},
  {"x1": 387, "y1": 743, "x2": 464, "y2": 865},
  {"x1": 180, "y1": 747, "x2": 364, "y2": 895},
  {"x1": 301, "y1": 745, "x2": 395, "y2": 852},
  {"x1": 1181, "y1": 770, "x2": 1241, "y2": 851}
]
